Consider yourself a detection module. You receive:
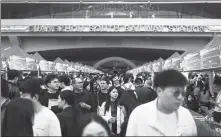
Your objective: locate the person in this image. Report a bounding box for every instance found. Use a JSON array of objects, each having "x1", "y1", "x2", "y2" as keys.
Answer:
[
  {"x1": 20, "y1": 78, "x2": 62, "y2": 136},
  {"x1": 57, "y1": 90, "x2": 80, "y2": 136},
  {"x1": 83, "y1": 81, "x2": 90, "y2": 92},
  {"x1": 59, "y1": 74, "x2": 72, "y2": 91},
  {"x1": 38, "y1": 74, "x2": 61, "y2": 113},
  {"x1": 7, "y1": 69, "x2": 21, "y2": 99},
  {"x1": 2, "y1": 98, "x2": 34, "y2": 136},
  {"x1": 186, "y1": 94, "x2": 199, "y2": 112},
  {"x1": 119, "y1": 94, "x2": 138, "y2": 136},
  {"x1": 121, "y1": 73, "x2": 135, "y2": 91},
  {"x1": 73, "y1": 77, "x2": 95, "y2": 114},
  {"x1": 1, "y1": 77, "x2": 11, "y2": 128},
  {"x1": 112, "y1": 76, "x2": 125, "y2": 99},
  {"x1": 126, "y1": 69, "x2": 197, "y2": 136},
  {"x1": 97, "y1": 77, "x2": 110, "y2": 106},
  {"x1": 213, "y1": 84, "x2": 221, "y2": 123},
  {"x1": 79, "y1": 113, "x2": 111, "y2": 136},
  {"x1": 135, "y1": 77, "x2": 157, "y2": 104},
  {"x1": 99, "y1": 86, "x2": 124, "y2": 135}
]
